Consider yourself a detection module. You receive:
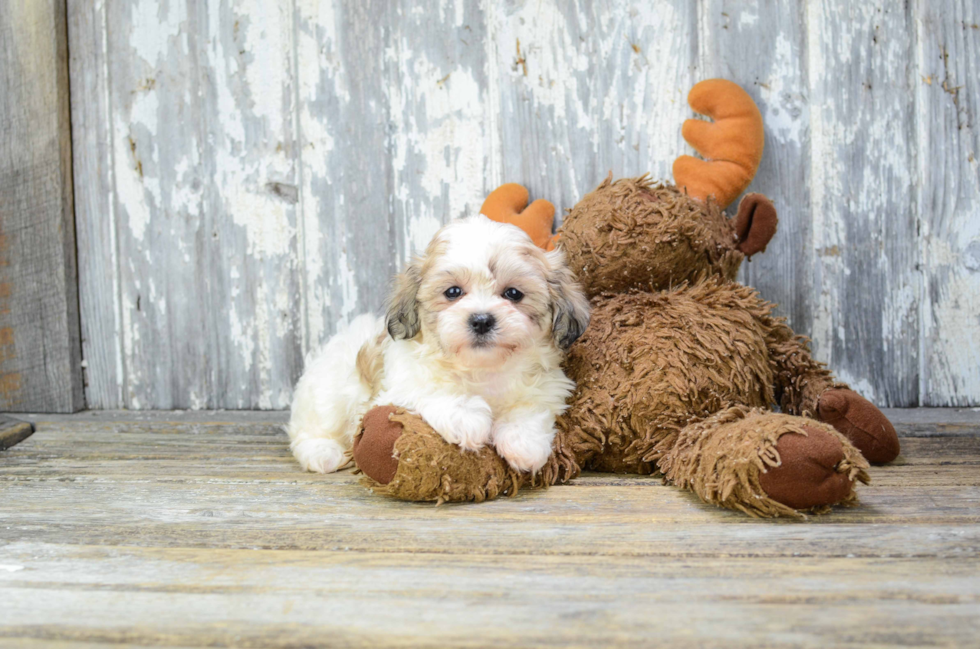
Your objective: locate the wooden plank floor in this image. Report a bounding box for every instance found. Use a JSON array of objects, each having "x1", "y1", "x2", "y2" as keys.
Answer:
[{"x1": 0, "y1": 410, "x2": 978, "y2": 648}]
